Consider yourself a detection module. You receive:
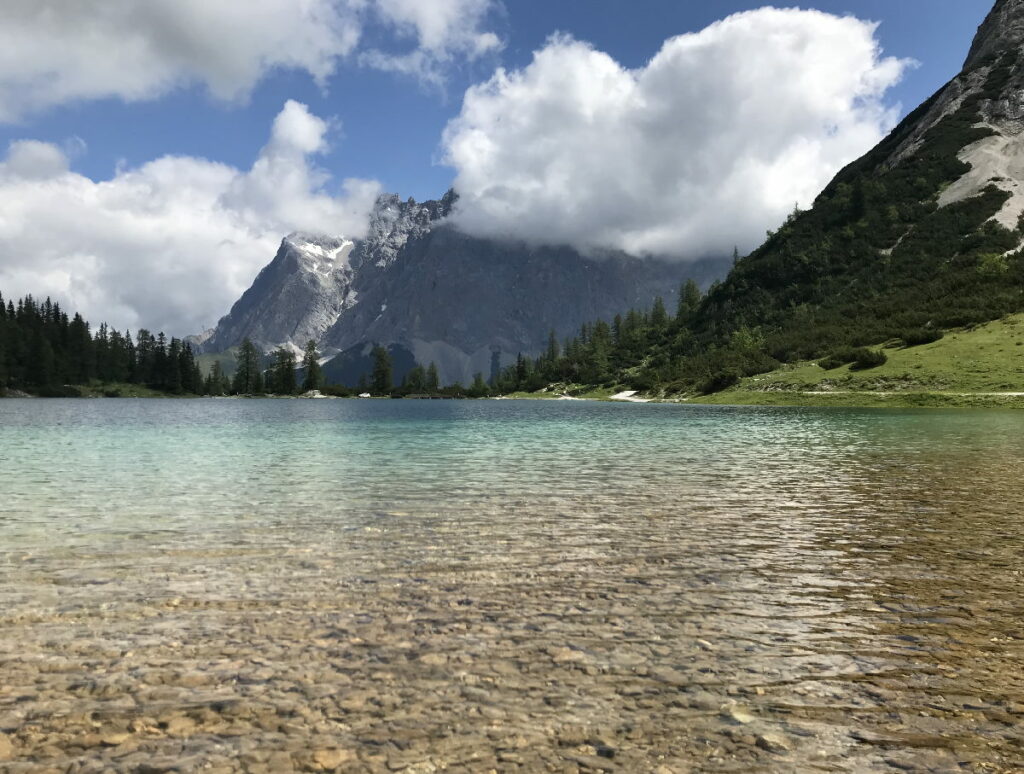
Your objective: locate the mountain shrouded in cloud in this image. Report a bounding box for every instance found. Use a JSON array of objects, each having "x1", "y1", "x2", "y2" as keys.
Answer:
[
  {"x1": 0, "y1": 0, "x2": 503, "y2": 121},
  {"x1": 0, "y1": 101, "x2": 380, "y2": 336},
  {"x1": 442, "y1": 8, "x2": 912, "y2": 260}
]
